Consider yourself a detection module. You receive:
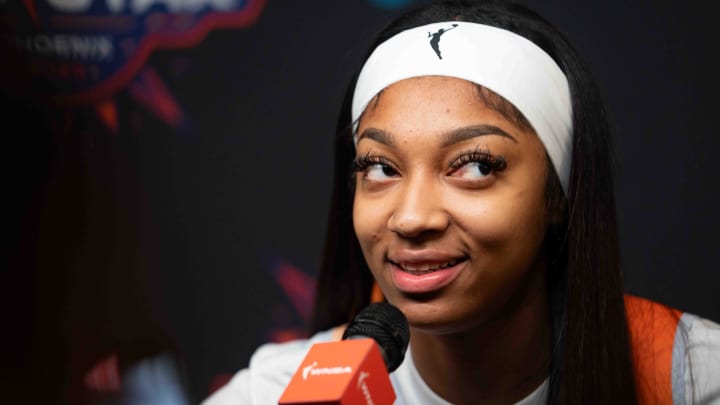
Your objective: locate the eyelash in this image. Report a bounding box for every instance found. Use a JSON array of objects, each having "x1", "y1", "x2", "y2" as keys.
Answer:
[
  {"x1": 353, "y1": 152, "x2": 396, "y2": 174},
  {"x1": 448, "y1": 148, "x2": 507, "y2": 175},
  {"x1": 352, "y1": 149, "x2": 507, "y2": 177}
]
